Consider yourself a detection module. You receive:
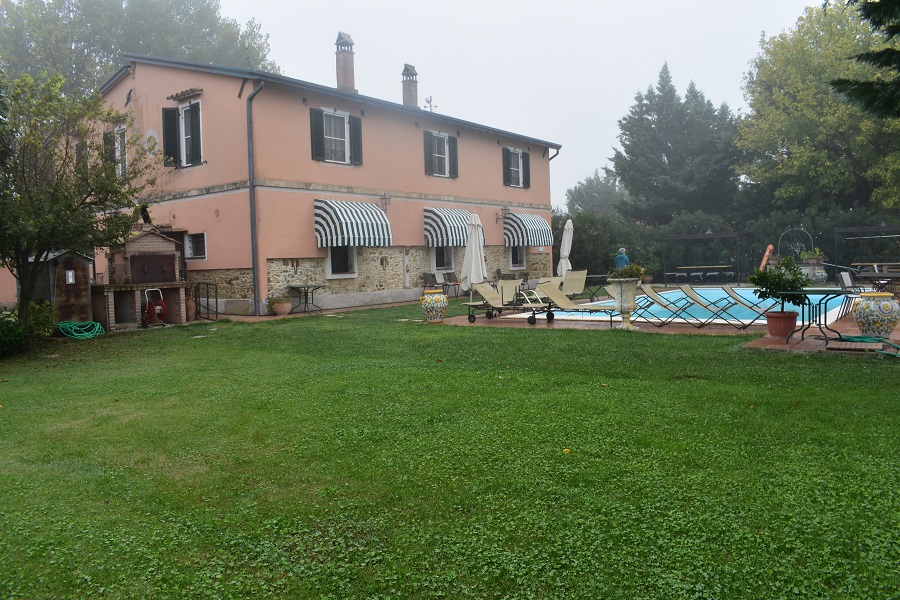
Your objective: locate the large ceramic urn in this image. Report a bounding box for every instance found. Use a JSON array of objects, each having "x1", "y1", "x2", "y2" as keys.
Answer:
[
  {"x1": 607, "y1": 278, "x2": 641, "y2": 329},
  {"x1": 852, "y1": 292, "x2": 900, "y2": 338},
  {"x1": 421, "y1": 289, "x2": 449, "y2": 324}
]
